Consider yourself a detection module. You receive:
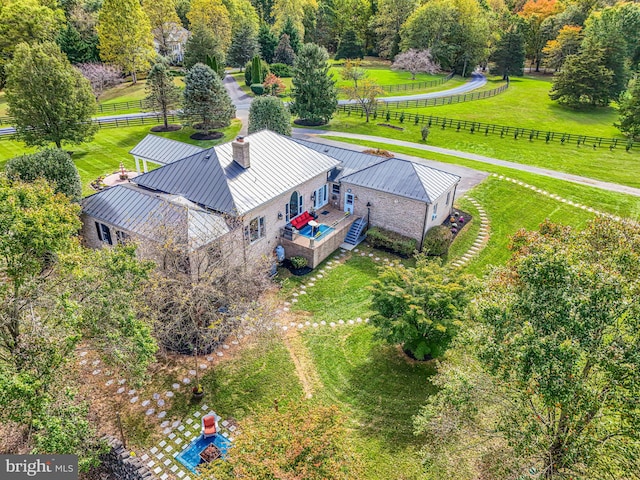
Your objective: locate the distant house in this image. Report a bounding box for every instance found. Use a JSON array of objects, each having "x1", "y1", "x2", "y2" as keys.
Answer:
[
  {"x1": 153, "y1": 23, "x2": 190, "y2": 64},
  {"x1": 81, "y1": 131, "x2": 460, "y2": 269}
]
